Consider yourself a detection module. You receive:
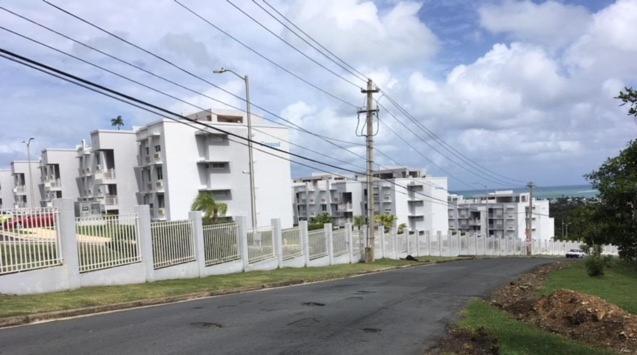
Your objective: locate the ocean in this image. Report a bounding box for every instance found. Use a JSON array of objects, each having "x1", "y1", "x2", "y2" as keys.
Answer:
[{"x1": 451, "y1": 184, "x2": 598, "y2": 200}]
